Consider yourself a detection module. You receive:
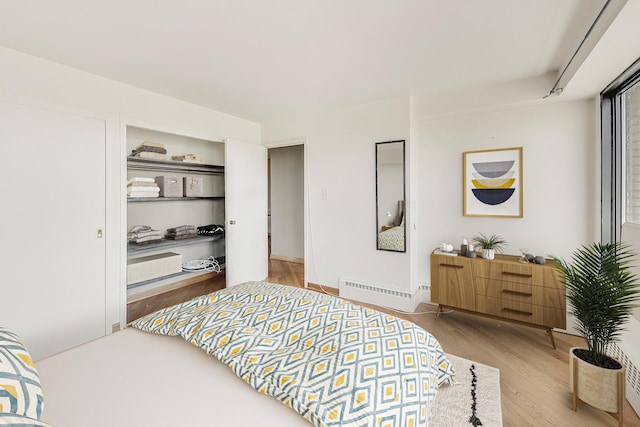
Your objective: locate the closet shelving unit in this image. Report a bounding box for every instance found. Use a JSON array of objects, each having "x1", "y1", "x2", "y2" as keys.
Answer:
[
  {"x1": 126, "y1": 148, "x2": 226, "y2": 322},
  {"x1": 127, "y1": 155, "x2": 225, "y2": 259},
  {"x1": 126, "y1": 156, "x2": 225, "y2": 257}
]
